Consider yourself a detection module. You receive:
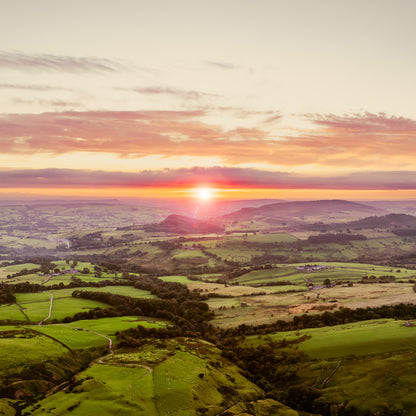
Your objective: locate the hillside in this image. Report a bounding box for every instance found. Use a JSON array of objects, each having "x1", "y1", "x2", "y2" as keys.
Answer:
[
  {"x1": 343, "y1": 213, "x2": 416, "y2": 230},
  {"x1": 145, "y1": 214, "x2": 225, "y2": 234},
  {"x1": 21, "y1": 337, "x2": 306, "y2": 416},
  {"x1": 221, "y1": 199, "x2": 384, "y2": 225}
]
